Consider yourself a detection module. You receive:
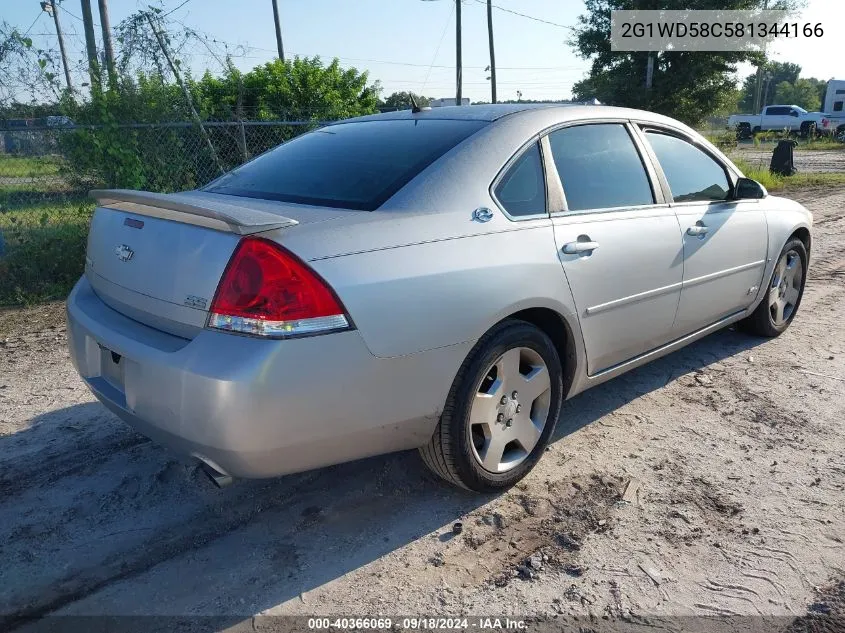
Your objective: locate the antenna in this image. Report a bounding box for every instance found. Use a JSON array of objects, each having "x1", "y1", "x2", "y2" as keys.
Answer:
[{"x1": 410, "y1": 94, "x2": 423, "y2": 114}]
